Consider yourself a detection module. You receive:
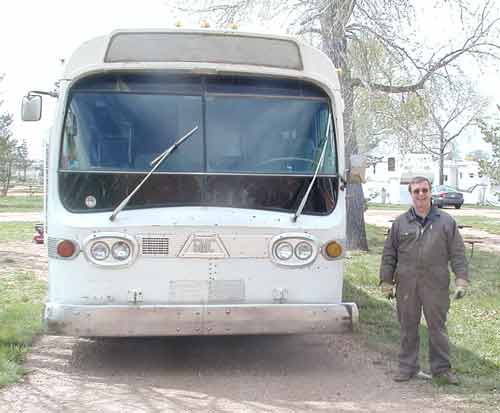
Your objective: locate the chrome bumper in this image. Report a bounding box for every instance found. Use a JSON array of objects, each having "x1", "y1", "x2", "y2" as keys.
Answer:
[{"x1": 44, "y1": 302, "x2": 358, "y2": 337}]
